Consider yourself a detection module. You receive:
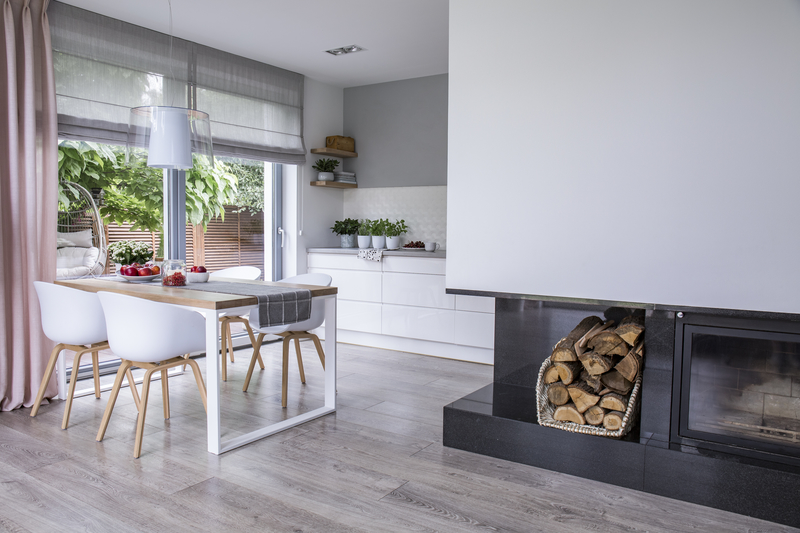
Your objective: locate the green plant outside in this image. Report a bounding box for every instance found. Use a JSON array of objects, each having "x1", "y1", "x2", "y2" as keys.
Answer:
[{"x1": 331, "y1": 218, "x2": 359, "y2": 235}]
